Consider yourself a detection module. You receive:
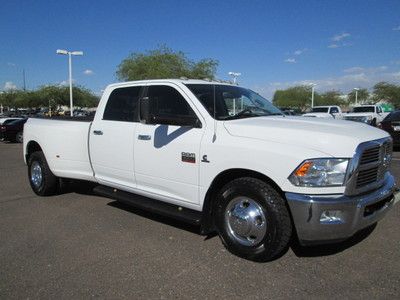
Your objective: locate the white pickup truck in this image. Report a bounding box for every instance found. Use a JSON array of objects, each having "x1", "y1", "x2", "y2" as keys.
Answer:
[
  {"x1": 302, "y1": 106, "x2": 343, "y2": 119},
  {"x1": 343, "y1": 105, "x2": 386, "y2": 126},
  {"x1": 23, "y1": 79, "x2": 397, "y2": 261}
]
